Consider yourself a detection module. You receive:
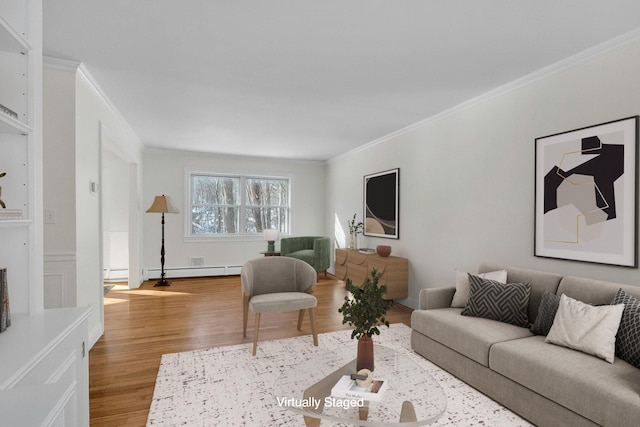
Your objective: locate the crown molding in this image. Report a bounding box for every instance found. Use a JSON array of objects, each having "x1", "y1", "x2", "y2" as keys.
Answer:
[
  {"x1": 43, "y1": 56, "x2": 81, "y2": 71},
  {"x1": 329, "y1": 27, "x2": 640, "y2": 164},
  {"x1": 44, "y1": 56, "x2": 143, "y2": 152}
]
